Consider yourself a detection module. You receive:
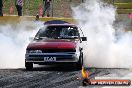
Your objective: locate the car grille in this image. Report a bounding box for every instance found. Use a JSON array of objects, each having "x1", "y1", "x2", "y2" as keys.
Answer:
[
  {"x1": 27, "y1": 49, "x2": 76, "y2": 53},
  {"x1": 42, "y1": 49, "x2": 76, "y2": 53}
]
